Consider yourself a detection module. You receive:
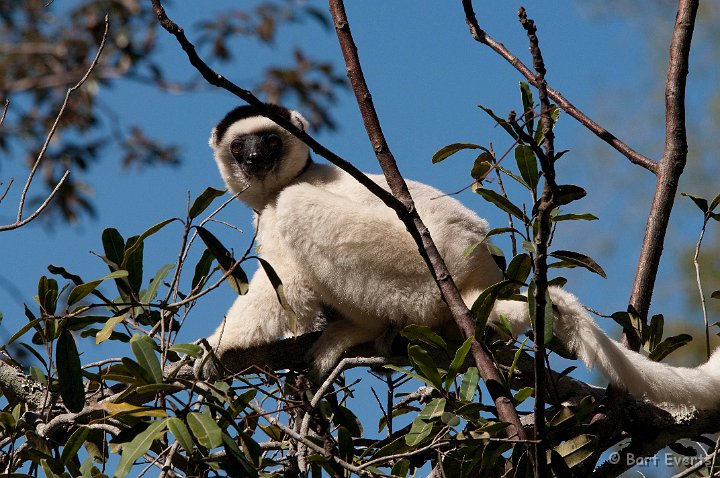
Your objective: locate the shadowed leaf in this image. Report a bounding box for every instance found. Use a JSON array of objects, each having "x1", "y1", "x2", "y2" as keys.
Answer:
[
  {"x1": 56, "y1": 328, "x2": 84, "y2": 413},
  {"x1": 549, "y1": 250, "x2": 606, "y2": 278}
]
